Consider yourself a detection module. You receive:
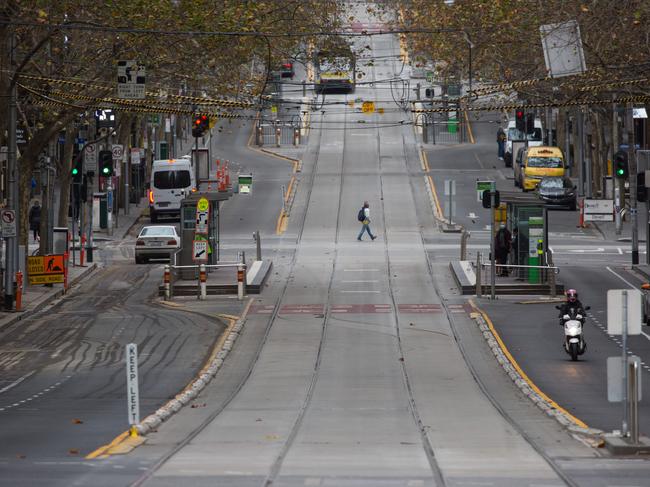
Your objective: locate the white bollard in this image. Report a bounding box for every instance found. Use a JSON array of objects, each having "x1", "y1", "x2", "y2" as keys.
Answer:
[
  {"x1": 199, "y1": 264, "x2": 207, "y2": 300},
  {"x1": 237, "y1": 263, "x2": 246, "y2": 301},
  {"x1": 164, "y1": 265, "x2": 171, "y2": 300}
]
